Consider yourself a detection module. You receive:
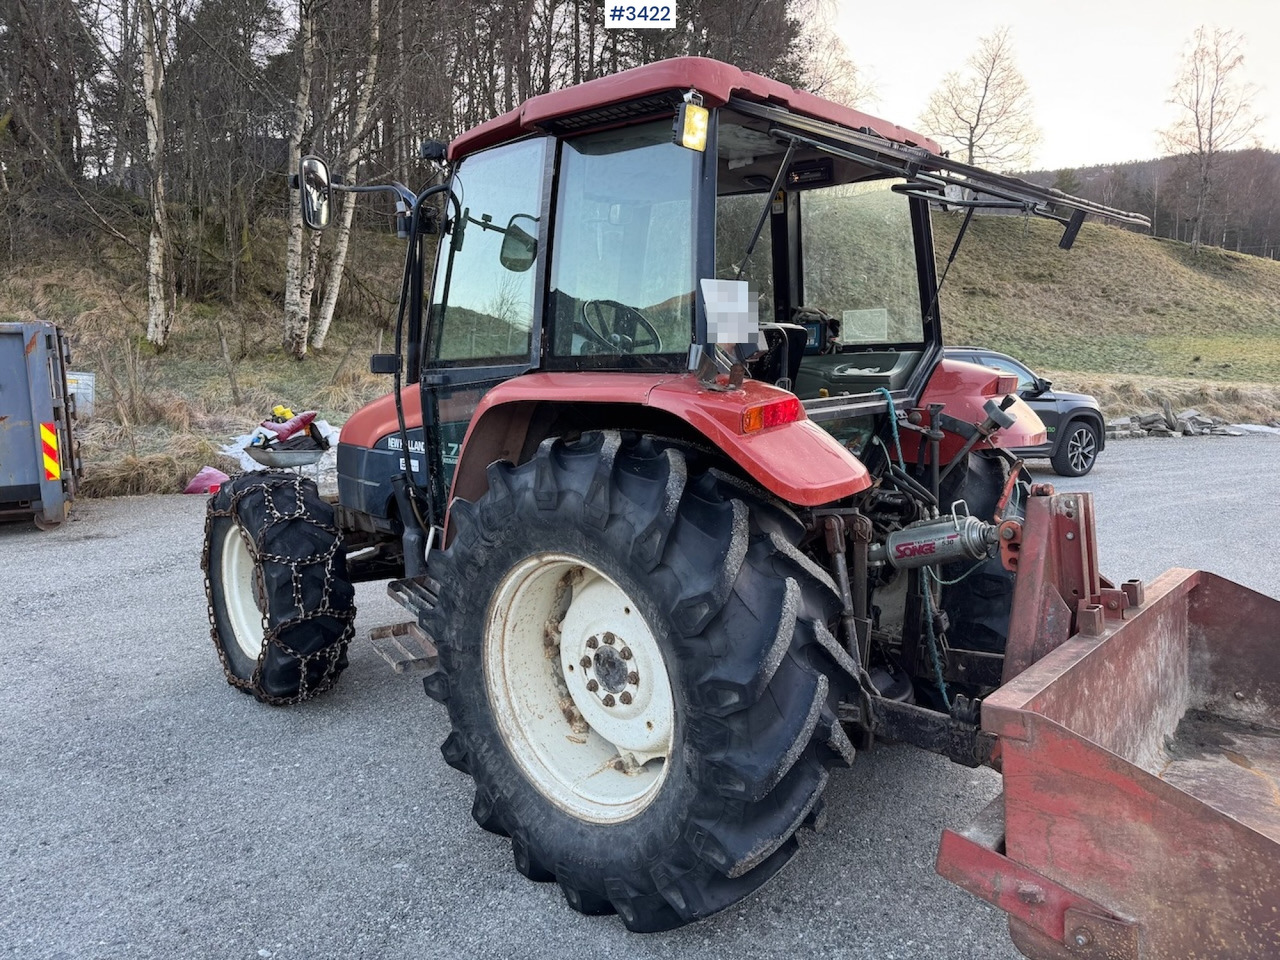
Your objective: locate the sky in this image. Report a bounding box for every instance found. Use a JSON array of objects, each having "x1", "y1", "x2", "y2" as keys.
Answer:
[{"x1": 832, "y1": 0, "x2": 1280, "y2": 170}]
